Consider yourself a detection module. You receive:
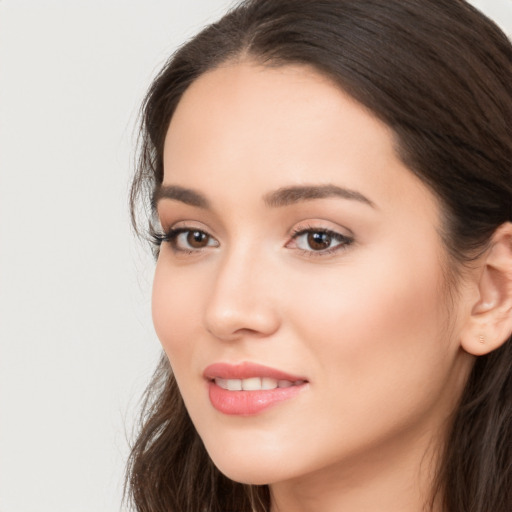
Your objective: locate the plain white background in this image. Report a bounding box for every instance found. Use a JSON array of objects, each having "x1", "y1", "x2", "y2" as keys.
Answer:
[{"x1": 0, "y1": 1, "x2": 510, "y2": 511}]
